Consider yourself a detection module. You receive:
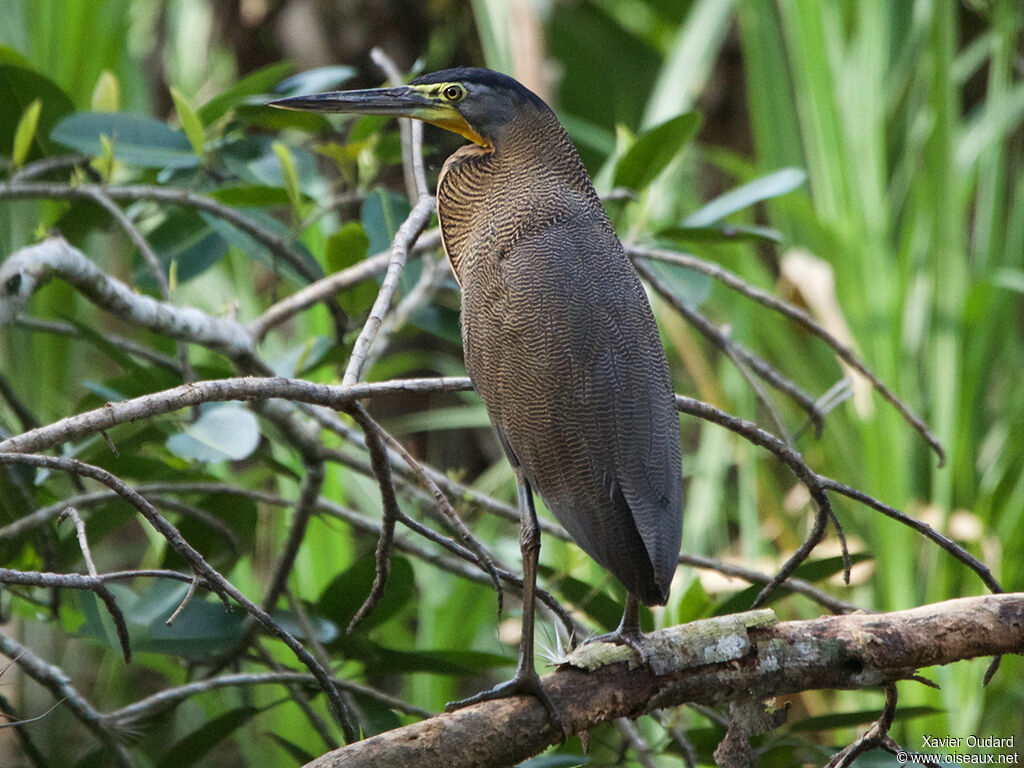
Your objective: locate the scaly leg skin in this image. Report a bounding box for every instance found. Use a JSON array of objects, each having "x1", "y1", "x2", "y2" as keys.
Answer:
[
  {"x1": 445, "y1": 473, "x2": 565, "y2": 736},
  {"x1": 586, "y1": 593, "x2": 655, "y2": 667}
]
